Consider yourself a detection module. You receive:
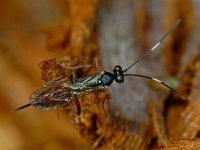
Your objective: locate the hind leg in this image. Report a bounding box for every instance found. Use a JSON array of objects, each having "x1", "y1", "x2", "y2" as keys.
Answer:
[
  {"x1": 67, "y1": 100, "x2": 81, "y2": 116},
  {"x1": 54, "y1": 58, "x2": 91, "y2": 70}
]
